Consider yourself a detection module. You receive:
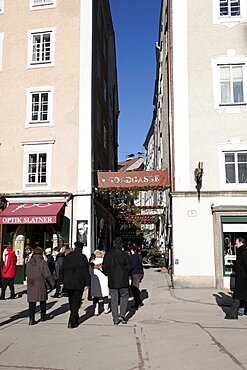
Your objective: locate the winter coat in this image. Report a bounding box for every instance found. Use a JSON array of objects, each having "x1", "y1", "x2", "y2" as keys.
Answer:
[
  {"x1": 26, "y1": 254, "x2": 55, "y2": 302},
  {"x1": 59, "y1": 248, "x2": 90, "y2": 291},
  {"x1": 233, "y1": 245, "x2": 247, "y2": 300},
  {"x1": 2, "y1": 251, "x2": 17, "y2": 279},
  {"x1": 54, "y1": 253, "x2": 64, "y2": 280},
  {"x1": 102, "y1": 248, "x2": 132, "y2": 289},
  {"x1": 90, "y1": 268, "x2": 109, "y2": 297},
  {"x1": 130, "y1": 253, "x2": 144, "y2": 276}
]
